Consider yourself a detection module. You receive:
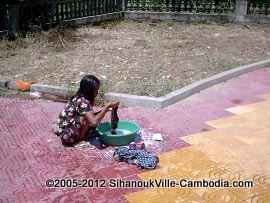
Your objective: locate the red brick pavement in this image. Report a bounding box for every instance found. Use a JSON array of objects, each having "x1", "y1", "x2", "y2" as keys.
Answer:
[{"x1": 0, "y1": 68, "x2": 269, "y2": 202}]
